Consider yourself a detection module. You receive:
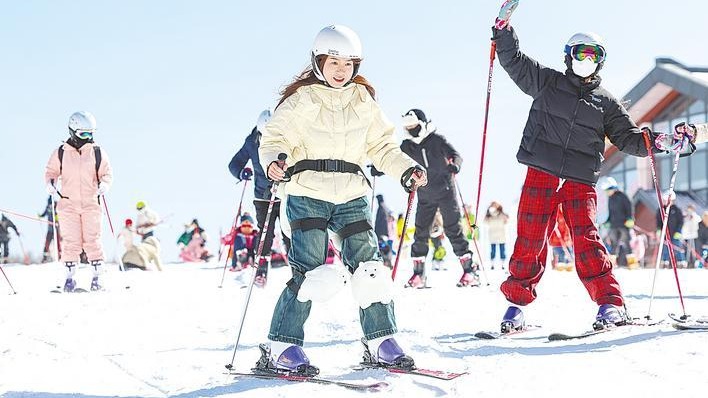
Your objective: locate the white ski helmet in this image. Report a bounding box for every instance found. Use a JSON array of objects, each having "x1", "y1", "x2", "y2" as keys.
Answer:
[
  {"x1": 564, "y1": 32, "x2": 607, "y2": 78},
  {"x1": 68, "y1": 111, "x2": 97, "y2": 140},
  {"x1": 311, "y1": 25, "x2": 363, "y2": 82},
  {"x1": 256, "y1": 109, "x2": 271, "y2": 133},
  {"x1": 599, "y1": 176, "x2": 618, "y2": 191}
]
